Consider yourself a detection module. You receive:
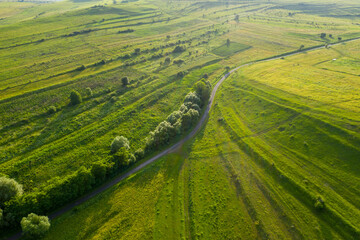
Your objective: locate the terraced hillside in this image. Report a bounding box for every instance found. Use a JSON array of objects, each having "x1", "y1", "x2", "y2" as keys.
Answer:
[{"x1": 0, "y1": 0, "x2": 359, "y2": 239}]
